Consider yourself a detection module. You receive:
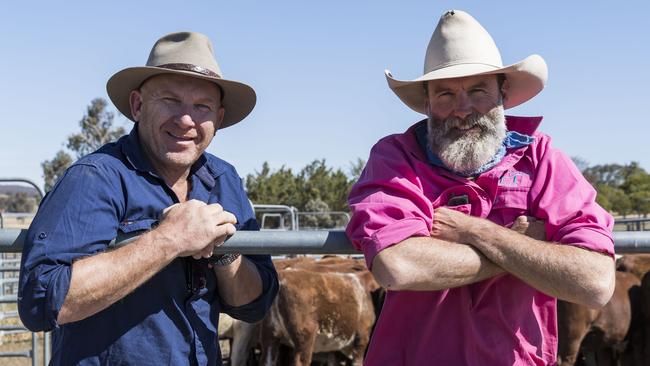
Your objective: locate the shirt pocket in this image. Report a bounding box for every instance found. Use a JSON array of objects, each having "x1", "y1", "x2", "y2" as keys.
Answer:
[{"x1": 491, "y1": 187, "x2": 530, "y2": 227}]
